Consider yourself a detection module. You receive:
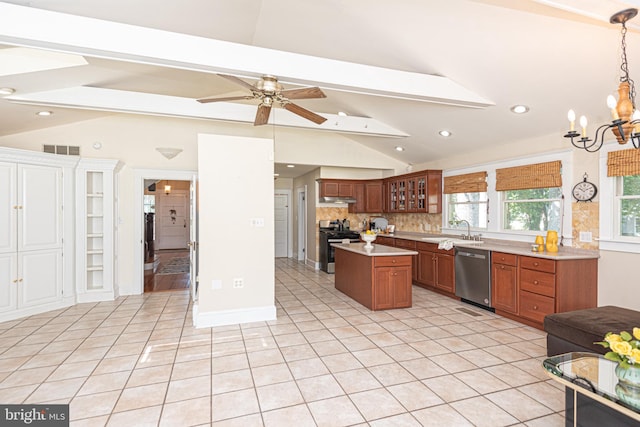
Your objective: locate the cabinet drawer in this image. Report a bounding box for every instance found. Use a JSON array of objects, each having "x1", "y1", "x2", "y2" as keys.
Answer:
[
  {"x1": 520, "y1": 256, "x2": 555, "y2": 273},
  {"x1": 375, "y1": 236, "x2": 395, "y2": 246},
  {"x1": 374, "y1": 256, "x2": 411, "y2": 267},
  {"x1": 520, "y1": 268, "x2": 555, "y2": 297},
  {"x1": 394, "y1": 239, "x2": 416, "y2": 250},
  {"x1": 519, "y1": 291, "x2": 555, "y2": 323},
  {"x1": 492, "y1": 252, "x2": 517, "y2": 266},
  {"x1": 417, "y1": 242, "x2": 437, "y2": 252}
]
